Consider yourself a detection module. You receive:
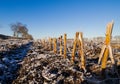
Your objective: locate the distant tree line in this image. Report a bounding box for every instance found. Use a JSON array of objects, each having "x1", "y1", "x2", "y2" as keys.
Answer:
[{"x1": 10, "y1": 22, "x2": 33, "y2": 40}]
